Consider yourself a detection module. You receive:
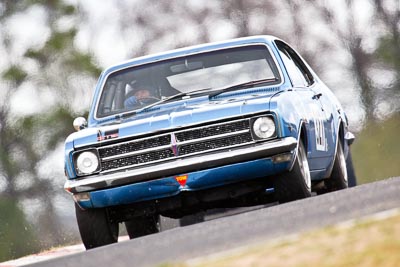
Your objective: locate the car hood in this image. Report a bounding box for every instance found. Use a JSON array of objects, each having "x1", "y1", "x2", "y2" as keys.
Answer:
[{"x1": 71, "y1": 92, "x2": 278, "y2": 149}]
